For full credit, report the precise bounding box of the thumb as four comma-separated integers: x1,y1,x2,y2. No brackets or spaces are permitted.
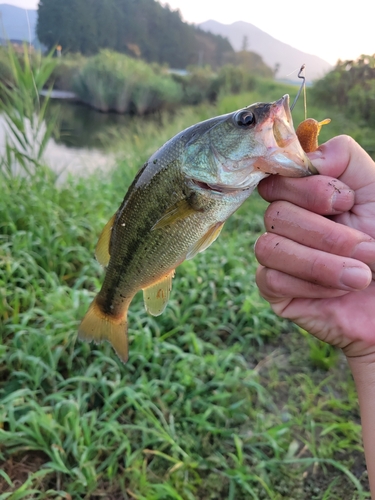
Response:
308,135,375,193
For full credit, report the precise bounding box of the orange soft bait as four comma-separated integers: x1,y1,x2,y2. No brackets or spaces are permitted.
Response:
296,118,331,153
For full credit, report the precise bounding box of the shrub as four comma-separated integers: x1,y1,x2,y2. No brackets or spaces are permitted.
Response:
73,50,182,114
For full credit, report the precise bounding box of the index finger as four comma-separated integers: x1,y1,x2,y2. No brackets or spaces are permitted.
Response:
258,174,354,216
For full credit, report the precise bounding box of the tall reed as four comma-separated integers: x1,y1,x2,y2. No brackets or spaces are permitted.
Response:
0,44,57,178
73,50,182,114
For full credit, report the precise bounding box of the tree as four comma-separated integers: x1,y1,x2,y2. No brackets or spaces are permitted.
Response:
37,0,234,67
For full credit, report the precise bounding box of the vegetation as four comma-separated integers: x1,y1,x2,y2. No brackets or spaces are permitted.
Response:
0,47,273,116
70,51,274,114
311,54,375,128
0,49,373,497
72,50,183,114
0,45,57,177
36,0,233,68
225,50,274,79
0,47,13,86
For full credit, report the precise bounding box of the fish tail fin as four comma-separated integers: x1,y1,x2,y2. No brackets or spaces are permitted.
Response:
78,297,129,363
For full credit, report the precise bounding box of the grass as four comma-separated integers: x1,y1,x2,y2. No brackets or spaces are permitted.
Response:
0,79,372,498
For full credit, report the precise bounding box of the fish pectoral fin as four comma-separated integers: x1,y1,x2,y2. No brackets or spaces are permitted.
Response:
152,199,197,230
78,297,129,363
142,270,175,316
95,213,117,267
186,222,224,260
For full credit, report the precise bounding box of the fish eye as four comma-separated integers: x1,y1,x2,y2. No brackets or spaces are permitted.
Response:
235,111,256,127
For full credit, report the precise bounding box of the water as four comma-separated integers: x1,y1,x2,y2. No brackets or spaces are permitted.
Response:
0,100,135,182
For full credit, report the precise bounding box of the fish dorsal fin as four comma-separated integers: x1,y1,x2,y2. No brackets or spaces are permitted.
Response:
186,222,224,260
152,199,197,230
142,270,175,316
95,213,117,267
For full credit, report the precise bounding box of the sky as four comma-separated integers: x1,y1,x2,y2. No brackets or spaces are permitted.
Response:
4,0,374,65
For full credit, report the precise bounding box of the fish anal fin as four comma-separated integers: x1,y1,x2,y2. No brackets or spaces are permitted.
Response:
152,199,197,230
186,222,224,260
78,297,129,362
95,213,117,267
143,270,175,316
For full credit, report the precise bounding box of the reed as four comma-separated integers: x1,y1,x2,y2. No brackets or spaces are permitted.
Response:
73,50,182,114
0,44,57,178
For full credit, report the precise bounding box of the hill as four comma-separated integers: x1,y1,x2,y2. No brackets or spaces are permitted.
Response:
0,3,38,44
200,20,332,81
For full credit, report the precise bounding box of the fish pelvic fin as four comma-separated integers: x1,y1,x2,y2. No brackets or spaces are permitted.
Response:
143,269,175,316
186,222,224,260
78,297,129,363
95,213,117,268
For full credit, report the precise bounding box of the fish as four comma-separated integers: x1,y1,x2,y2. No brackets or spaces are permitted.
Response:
78,94,316,362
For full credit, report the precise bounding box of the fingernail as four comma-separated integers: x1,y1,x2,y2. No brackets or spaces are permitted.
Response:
340,266,371,289
353,241,375,264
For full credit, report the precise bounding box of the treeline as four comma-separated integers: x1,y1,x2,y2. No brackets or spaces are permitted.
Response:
37,0,233,68
312,54,375,127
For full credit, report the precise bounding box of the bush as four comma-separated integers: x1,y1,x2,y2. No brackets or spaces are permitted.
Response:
73,50,182,114
311,54,375,127
46,54,85,91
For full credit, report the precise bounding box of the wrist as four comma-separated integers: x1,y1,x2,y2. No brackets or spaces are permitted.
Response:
347,352,375,381
346,353,375,497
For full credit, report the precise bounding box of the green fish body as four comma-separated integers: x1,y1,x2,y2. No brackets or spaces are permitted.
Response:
79,95,315,362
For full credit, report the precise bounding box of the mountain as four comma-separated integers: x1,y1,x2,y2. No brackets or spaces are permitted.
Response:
0,3,38,44
199,20,332,82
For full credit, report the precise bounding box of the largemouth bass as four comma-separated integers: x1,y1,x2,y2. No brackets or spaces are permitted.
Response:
79,94,315,362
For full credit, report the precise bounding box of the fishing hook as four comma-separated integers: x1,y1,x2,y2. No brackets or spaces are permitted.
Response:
290,64,307,118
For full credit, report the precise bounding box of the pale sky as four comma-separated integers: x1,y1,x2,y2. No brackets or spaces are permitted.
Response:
5,0,374,65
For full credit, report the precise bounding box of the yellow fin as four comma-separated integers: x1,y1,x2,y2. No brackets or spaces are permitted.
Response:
95,213,117,267
78,297,129,362
142,270,175,316
152,199,197,230
186,222,224,260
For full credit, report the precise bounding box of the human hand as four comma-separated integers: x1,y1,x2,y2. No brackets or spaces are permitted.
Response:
255,135,375,359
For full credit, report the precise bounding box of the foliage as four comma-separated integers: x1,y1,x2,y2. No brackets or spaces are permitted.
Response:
171,62,273,107
37,0,233,68
0,47,14,86
72,50,183,114
225,50,274,79
0,44,57,177
213,64,258,97
311,54,375,127
172,66,218,105
46,53,86,91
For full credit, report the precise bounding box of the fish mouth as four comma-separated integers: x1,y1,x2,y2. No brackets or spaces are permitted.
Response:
269,95,318,175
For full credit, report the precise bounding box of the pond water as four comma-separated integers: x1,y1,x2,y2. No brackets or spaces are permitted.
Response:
0,99,136,181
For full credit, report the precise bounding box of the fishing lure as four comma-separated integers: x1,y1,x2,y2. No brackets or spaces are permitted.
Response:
296,117,331,153
291,64,331,153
